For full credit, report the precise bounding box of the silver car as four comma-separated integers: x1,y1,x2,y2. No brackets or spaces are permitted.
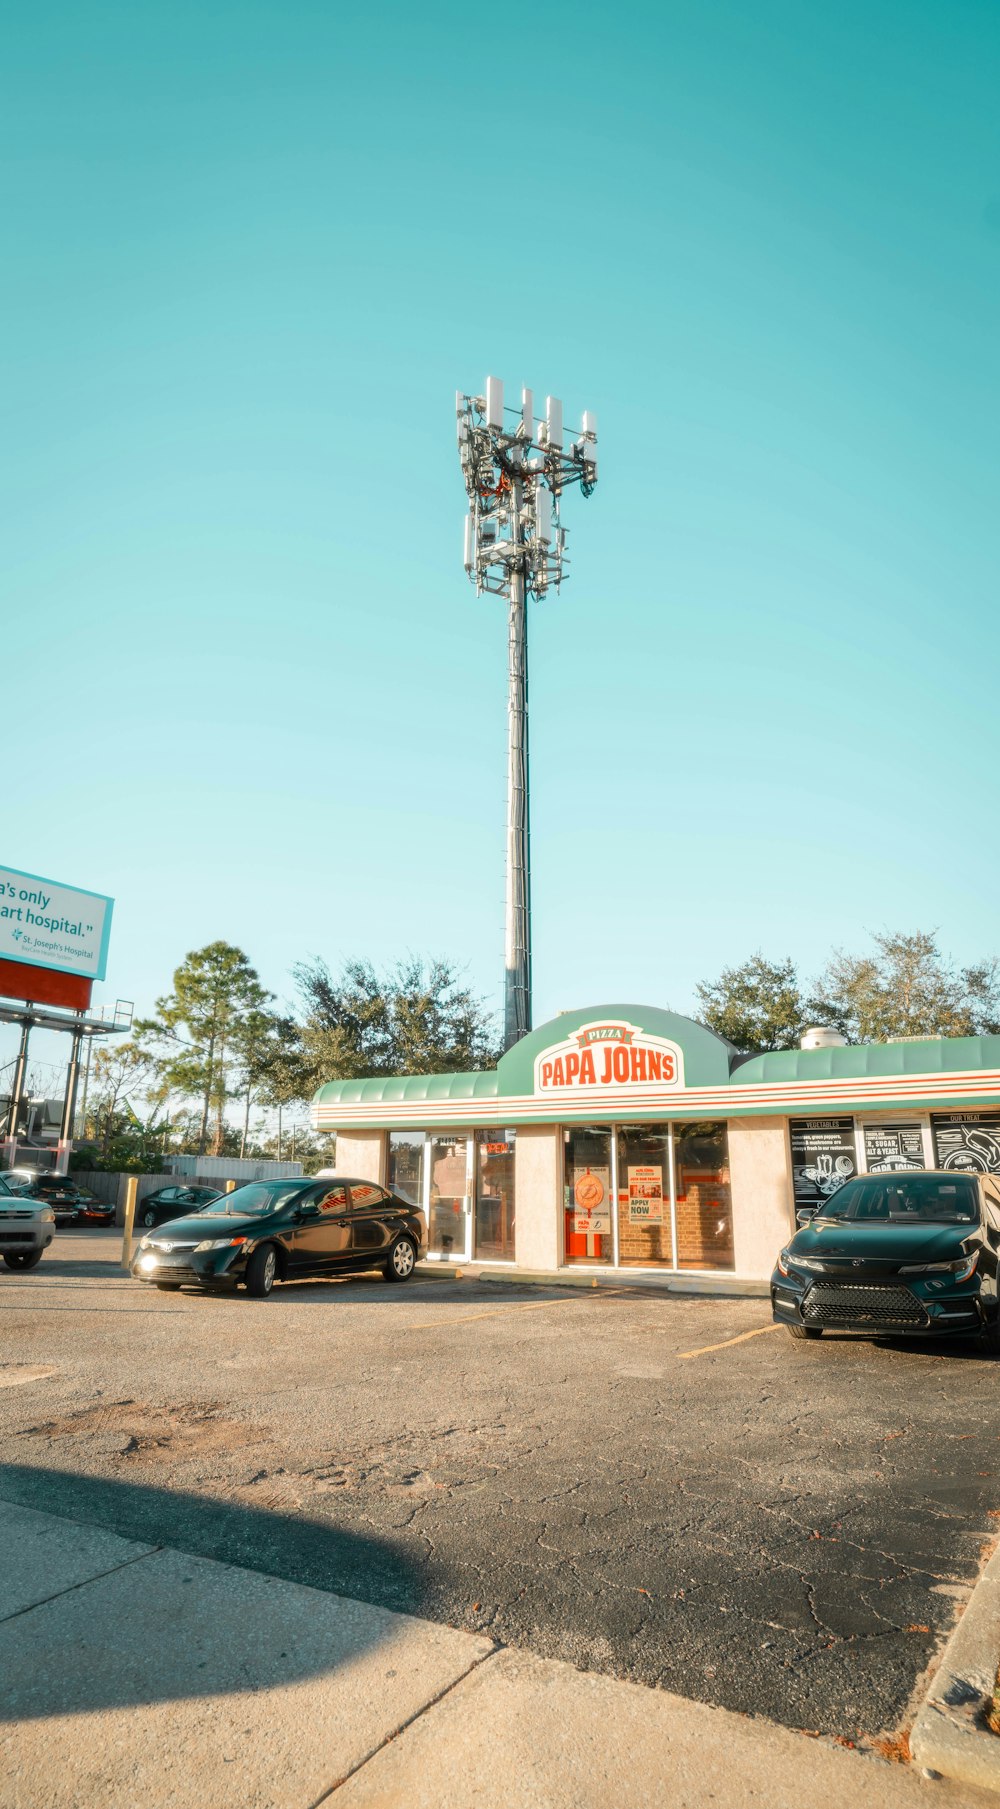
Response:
0,1178,54,1270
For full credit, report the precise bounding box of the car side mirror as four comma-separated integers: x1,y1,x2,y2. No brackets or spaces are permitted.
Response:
295,1202,320,1220
796,1211,812,1228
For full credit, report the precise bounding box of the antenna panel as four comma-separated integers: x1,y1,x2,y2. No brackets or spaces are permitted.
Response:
486,376,504,429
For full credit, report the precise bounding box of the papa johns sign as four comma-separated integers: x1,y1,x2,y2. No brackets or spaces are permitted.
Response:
534,1020,684,1097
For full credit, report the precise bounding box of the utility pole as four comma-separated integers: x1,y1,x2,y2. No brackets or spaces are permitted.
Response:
457,377,598,1050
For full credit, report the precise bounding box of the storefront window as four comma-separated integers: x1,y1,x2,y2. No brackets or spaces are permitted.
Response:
931,1112,1000,1174
387,1131,425,1207
615,1124,673,1267
564,1126,613,1264
789,1118,858,1212
673,1121,733,1270
475,1130,516,1260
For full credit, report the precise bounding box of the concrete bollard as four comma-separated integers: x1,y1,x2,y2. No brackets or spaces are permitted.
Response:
225,1179,236,1193
120,1175,138,1271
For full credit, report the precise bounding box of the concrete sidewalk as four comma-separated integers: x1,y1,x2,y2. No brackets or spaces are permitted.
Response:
0,1498,995,1809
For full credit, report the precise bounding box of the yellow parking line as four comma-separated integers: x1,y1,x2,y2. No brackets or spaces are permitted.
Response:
678,1324,782,1361
408,1297,578,1331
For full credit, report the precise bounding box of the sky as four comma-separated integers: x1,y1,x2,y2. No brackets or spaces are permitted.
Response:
3,0,999,1090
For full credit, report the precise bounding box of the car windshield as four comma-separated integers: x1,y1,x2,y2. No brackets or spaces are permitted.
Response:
194,1180,311,1217
815,1175,978,1224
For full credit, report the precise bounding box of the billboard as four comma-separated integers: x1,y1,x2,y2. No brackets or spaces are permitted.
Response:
0,864,113,982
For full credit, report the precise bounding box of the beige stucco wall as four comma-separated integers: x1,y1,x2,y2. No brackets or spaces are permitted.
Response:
333,1130,386,1186
729,1116,795,1278
514,1125,562,1270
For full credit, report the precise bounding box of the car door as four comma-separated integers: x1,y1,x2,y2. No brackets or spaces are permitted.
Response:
287,1183,353,1276
347,1183,399,1262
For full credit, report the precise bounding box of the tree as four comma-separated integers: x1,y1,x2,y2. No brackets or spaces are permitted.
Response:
136,943,272,1155
231,1008,307,1158
806,930,975,1044
694,954,804,1054
88,1043,157,1155
293,956,501,1092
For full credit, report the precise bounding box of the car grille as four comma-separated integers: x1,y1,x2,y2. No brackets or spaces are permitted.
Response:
803,1282,928,1327
0,1211,35,1221
0,1231,38,1243
150,1240,197,1253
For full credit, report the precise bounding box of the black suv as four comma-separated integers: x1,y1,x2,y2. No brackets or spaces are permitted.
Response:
131,1176,424,1297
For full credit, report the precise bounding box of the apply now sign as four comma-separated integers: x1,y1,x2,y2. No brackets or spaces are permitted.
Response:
0,864,114,981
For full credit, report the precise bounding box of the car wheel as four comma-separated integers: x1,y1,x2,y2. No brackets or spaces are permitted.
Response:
141,1208,157,1227
385,1236,417,1283
245,1244,278,1298
786,1324,823,1340
979,1314,1000,1356
3,1250,44,1270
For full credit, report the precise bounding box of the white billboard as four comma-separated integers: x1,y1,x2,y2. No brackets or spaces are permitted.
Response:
0,864,114,982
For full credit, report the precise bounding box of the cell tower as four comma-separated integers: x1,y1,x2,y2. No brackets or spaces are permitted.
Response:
457,376,599,1051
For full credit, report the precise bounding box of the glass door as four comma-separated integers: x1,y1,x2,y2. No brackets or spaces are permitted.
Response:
475,1130,515,1260
427,1133,472,1261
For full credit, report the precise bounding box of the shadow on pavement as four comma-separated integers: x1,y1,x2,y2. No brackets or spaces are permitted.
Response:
0,1461,431,1638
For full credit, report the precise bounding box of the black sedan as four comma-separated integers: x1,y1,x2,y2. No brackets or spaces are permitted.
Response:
772,1171,1000,1352
131,1176,424,1297
137,1184,223,1229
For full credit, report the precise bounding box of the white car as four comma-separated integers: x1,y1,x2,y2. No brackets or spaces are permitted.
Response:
0,1178,55,1270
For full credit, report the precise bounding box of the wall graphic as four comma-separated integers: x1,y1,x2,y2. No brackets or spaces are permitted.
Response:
572,1165,611,1234
863,1122,926,1173
932,1113,1000,1175
790,1118,857,1209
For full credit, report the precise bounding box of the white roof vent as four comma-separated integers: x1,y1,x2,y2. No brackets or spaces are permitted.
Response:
800,1026,848,1051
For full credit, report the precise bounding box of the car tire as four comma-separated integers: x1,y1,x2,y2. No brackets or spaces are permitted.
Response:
141,1208,157,1227
786,1324,823,1340
245,1244,278,1298
979,1314,1000,1356
3,1250,44,1270
384,1236,417,1283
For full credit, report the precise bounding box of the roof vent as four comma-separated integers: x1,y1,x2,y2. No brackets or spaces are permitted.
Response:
800,1026,848,1051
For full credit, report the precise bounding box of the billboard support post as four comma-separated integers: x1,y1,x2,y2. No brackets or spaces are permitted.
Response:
55,1019,85,1175
1,1019,32,1166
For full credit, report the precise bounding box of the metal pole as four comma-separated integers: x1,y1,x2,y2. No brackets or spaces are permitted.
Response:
2,1018,32,1162
56,1024,84,1175
504,475,531,1051
78,1034,93,1138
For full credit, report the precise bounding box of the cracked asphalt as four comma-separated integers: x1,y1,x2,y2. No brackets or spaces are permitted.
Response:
2,1229,998,1747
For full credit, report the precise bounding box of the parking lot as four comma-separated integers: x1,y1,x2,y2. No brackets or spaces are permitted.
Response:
2,1228,998,1750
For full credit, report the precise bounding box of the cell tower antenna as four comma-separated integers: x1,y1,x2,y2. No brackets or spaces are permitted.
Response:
456,377,599,1050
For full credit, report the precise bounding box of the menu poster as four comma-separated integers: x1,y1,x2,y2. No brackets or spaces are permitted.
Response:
572,1165,612,1234
931,1112,1000,1175
863,1122,926,1173
628,1164,664,1224
790,1118,857,1209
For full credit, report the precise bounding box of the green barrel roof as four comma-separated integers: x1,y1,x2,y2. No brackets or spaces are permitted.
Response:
732,1034,1000,1084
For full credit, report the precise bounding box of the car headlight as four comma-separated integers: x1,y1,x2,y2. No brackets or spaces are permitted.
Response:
39,1208,55,1223
139,1236,151,1249
899,1254,979,1279
193,1236,247,1253
777,1247,792,1276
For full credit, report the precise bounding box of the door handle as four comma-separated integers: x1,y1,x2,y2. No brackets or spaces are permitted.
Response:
334,1218,349,1226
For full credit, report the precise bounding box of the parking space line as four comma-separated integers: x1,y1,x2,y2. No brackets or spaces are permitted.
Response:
678,1324,782,1360
407,1297,580,1331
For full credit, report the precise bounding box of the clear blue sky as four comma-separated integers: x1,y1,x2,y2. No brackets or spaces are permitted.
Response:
3,0,998,1077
